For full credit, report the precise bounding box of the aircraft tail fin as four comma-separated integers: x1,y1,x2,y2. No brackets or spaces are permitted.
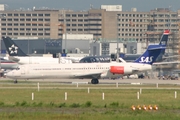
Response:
134,30,169,65
2,36,28,56
159,29,169,46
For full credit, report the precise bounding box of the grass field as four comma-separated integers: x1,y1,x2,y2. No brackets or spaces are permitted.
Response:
0,80,180,120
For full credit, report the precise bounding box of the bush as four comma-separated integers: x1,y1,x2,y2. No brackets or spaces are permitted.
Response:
69,103,80,108
84,101,92,107
49,101,55,107
58,103,66,108
15,102,20,106
0,102,4,106
37,102,43,107
109,102,119,107
20,101,28,106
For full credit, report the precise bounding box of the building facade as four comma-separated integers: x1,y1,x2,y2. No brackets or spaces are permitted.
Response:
0,6,180,56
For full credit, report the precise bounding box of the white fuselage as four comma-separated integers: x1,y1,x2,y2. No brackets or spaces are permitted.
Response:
6,62,152,79
9,56,73,64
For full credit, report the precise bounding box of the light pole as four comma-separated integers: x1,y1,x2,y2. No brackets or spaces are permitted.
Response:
0,13,6,74
116,15,119,62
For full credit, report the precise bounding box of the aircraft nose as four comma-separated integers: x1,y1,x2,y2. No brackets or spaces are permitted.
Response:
6,71,12,77
6,71,14,78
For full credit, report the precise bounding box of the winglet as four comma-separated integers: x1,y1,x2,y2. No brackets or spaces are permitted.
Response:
163,29,170,35
159,29,169,46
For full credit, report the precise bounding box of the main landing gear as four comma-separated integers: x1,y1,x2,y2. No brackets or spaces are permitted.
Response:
14,79,18,84
91,78,99,84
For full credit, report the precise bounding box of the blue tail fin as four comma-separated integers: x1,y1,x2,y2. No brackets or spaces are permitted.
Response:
134,30,169,65
2,36,28,56
159,30,169,46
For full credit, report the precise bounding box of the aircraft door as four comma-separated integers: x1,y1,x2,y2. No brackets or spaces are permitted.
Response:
20,66,25,75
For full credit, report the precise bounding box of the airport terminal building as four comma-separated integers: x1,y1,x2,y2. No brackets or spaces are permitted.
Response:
0,4,180,73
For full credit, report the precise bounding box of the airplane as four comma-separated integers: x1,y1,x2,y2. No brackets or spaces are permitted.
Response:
6,30,170,84
2,36,75,64
0,58,19,70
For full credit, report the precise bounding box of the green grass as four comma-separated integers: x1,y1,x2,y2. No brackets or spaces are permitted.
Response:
0,81,180,119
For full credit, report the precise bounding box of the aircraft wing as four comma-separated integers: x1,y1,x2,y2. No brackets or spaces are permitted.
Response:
153,61,180,65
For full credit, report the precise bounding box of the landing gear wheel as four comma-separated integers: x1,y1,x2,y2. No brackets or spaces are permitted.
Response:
91,78,99,84
14,79,18,84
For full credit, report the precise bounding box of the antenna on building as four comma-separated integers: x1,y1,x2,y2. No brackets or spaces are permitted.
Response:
90,4,93,9
33,6,35,11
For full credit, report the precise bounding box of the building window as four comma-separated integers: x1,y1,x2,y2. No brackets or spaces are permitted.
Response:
8,23,12,26
66,14,70,17
8,14,12,16
2,33,6,35
45,19,50,21
45,33,50,35
78,14,83,17
14,28,18,31
20,28,25,31
59,19,64,22
26,14,31,16
20,14,25,16
8,33,12,35
20,18,25,21
1,18,6,21
14,23,18,26
45,28,50,31
1,28,6,30
72,19,76,22
8,18,12,21
72,14,77,17
1,23,6,26
38,18,43,21
78,29,83,31
26,28,31,31
38,33,43,36
78,24,83,26
39,24,43,26
26,18,31,21
20,33,25,35
14,14,18,16
26,33,31,35
14,33,18,35
32,14,37,16
45,14,50,16
7,28,12,30
72,24,76,26
20,23,25,26
72,29,76,31
78,19,83,22
38,28,43,31
32,24,37,26
14,18,19,21
32,28,37,31
32,33,37,35
66,19,70,22
26,23,31,26
32,19,37,21
38,14,43,16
